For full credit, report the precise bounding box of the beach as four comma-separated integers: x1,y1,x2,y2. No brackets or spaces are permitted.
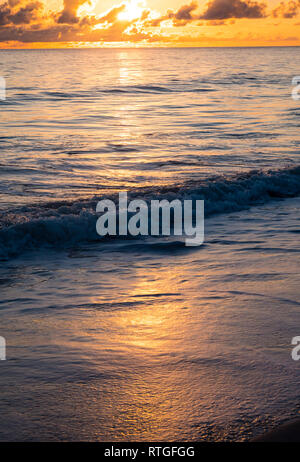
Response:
0,195,299,441
0,47,299,442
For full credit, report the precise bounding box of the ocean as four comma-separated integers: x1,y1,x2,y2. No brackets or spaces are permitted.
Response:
0,47,299,441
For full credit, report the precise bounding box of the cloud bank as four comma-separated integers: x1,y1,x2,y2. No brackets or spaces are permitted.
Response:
0,0,298,45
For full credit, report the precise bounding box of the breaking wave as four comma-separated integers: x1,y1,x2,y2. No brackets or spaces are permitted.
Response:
0,165,299,259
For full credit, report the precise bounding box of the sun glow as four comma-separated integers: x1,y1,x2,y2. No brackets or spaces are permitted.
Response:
78,0,97,17
118,0,145,21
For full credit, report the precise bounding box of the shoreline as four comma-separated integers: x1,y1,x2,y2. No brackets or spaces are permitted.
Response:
253,419,300,442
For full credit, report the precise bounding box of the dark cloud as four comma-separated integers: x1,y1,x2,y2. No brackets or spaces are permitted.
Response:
171,1,199,25
148,0,266,27
0,0,43,26
174,2,198,20
147,2,199,26
11,2,43,24
199,0,267,20
0,20,161,43
57,0,87,24
272,1,300,18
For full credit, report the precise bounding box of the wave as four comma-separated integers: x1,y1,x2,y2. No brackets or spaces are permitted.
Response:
0,165,299,260
8,84,216,104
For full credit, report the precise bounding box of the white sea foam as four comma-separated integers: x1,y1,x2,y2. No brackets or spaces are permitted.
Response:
0,166,299,259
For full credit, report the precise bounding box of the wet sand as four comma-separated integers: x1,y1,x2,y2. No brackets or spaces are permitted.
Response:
253,419,300,442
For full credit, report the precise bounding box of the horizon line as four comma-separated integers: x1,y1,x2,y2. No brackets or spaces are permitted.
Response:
1,45,300,50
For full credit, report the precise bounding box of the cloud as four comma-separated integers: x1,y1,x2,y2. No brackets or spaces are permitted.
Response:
99,5,126,23
148,0,266,27
272,1,300,18
199,0,267,20
0,0,298,46
0,0,44,26
173,2,198,20
57,0,89,24
0,1,160,43
147,2,199,26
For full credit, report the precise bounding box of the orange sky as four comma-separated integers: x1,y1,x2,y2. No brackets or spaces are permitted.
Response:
0,0,299,47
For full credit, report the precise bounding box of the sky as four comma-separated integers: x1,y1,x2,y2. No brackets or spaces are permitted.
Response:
0,0,299,47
